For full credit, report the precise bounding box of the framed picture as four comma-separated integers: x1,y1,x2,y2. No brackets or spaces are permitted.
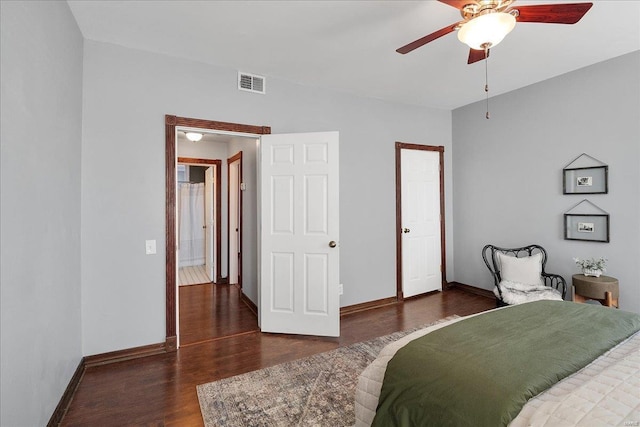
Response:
563,165,608,194
564,214,609,242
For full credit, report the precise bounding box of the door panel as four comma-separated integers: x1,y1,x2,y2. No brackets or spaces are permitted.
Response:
260,132,339,337
271,176,294,234
401,148,442,298
304,253,328,313
271,252,294,311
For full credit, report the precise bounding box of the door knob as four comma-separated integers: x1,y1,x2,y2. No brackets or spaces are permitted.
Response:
329,241,337,248
403,228,410,233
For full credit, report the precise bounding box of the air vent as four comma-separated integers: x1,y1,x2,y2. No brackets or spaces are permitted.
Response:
238,72,266,94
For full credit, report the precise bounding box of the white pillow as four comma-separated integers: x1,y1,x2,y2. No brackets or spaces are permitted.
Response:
497,252,543,286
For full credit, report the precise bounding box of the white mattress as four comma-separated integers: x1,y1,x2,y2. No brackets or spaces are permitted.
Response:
354,310,640,426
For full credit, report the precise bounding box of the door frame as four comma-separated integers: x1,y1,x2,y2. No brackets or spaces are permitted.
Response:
177,157,222,283
395,142,447,301
227,151,243,288
164,115,270,351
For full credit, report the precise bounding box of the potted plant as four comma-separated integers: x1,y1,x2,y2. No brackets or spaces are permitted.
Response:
573,257,607,277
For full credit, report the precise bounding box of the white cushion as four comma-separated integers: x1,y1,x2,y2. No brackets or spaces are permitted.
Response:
497,252,543,286
494,281,563,305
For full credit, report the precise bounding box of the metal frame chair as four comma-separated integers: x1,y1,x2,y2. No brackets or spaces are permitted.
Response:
482,244,567,307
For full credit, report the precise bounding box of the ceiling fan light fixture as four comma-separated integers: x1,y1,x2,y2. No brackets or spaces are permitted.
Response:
185,132,203,142
457,12,516,50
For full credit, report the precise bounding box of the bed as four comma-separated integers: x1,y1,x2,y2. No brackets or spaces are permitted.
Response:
355,300,640,426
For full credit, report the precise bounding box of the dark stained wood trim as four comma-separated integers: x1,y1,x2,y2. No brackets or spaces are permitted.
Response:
177,157,218,165
84,342,167,368
168,115,271,135
227,151,243,289
165,336,177,352
177,157,223,283
165,119,177,343
238,286,258,316
47,357,86,427
448,281,495,299
165,115,271,349
395,143,447,301
340,297,398,316
395,145,403,301
438,146,449,290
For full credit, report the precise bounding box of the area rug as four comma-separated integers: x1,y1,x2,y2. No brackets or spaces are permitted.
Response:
197,316,458,427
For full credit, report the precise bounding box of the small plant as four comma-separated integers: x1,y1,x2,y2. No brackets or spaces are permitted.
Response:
573,257,607,272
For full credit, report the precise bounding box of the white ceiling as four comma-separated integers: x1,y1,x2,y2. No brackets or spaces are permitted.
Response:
67,0,640,110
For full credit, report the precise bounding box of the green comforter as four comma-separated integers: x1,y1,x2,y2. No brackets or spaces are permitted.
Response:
372,300,640,427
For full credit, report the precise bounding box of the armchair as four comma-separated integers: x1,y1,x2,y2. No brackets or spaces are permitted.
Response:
482,244,567,307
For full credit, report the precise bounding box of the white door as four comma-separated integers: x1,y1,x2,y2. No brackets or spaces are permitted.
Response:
259,131,340,337
204,166,215,282
401,148,442,298
228,158,240,285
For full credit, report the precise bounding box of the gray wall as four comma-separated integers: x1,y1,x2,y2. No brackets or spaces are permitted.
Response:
80,40,452,355
0,1,84,425
227,137,259,302
452,51,640,313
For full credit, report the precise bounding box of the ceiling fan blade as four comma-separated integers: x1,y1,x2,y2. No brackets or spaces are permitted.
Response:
396,23,459,54
514,3,593,24
467,48,489,64
438,0,477,9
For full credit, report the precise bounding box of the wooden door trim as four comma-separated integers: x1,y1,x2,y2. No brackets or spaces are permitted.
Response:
395,142,447,302
227,151,243,289
165,115,270,351
177,157,222,283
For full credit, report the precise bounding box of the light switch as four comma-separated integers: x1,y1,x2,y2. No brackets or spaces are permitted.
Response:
145,240,156,255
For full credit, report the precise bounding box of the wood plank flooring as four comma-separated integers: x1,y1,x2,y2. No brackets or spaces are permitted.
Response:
179,283,258,346
60,287,494,426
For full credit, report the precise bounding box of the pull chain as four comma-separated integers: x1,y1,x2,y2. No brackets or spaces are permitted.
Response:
484,45,490,120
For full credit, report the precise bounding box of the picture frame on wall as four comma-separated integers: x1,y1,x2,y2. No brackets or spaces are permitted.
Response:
564,213,609,242
563,165,608,194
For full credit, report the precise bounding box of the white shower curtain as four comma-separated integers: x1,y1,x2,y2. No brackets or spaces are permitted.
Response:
178,183,205,268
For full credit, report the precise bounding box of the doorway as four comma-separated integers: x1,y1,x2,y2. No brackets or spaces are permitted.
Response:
164,115,271,350
176,158,221,286
395,142,446,300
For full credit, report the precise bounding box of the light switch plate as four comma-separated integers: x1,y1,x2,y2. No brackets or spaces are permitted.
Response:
145,240,156,255
338,283,343,295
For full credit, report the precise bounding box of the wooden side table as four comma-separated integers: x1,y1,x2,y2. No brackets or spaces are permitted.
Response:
572,274,619,308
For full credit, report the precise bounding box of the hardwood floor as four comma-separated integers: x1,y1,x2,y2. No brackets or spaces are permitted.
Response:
179,283,258,346
60,287,493,426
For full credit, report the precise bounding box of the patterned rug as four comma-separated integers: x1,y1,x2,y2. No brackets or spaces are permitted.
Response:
197,316,458,426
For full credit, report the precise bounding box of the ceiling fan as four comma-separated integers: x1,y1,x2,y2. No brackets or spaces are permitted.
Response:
397,1,593,64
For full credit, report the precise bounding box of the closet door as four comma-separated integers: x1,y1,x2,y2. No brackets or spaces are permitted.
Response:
400,147,443,298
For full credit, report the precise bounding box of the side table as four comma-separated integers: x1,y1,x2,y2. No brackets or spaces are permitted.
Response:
572,274,619,308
